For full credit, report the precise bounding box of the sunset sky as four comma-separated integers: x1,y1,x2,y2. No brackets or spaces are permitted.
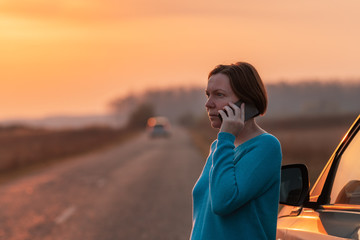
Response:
1,0,360,120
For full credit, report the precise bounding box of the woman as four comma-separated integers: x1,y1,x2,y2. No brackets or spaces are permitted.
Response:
190,62,282,240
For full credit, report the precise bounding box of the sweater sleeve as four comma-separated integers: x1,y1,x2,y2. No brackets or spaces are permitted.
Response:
209,132,282,216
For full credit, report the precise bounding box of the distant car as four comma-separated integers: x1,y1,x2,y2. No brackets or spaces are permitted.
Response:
147,117,171,138
277,115,360,239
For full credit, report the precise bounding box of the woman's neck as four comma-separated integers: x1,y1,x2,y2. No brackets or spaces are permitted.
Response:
234,119,266,147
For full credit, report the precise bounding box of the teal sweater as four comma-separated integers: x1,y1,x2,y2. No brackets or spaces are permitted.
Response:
191,132,282,240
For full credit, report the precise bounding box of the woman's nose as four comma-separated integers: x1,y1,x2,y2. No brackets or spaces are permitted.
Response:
205,97,215,108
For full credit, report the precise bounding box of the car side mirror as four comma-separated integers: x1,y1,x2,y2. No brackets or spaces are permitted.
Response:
280,164,310,206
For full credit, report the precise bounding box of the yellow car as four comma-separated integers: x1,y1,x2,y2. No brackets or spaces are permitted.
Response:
278,115,360,239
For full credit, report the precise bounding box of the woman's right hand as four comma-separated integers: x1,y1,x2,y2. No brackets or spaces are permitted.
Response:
218,102,245,136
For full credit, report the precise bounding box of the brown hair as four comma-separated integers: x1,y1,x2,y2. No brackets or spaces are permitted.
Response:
208,62,268,115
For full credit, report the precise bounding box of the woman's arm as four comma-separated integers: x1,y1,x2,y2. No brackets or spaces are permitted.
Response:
209,132,282,216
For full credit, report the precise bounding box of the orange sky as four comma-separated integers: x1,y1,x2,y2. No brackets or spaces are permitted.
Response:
1,0,360,120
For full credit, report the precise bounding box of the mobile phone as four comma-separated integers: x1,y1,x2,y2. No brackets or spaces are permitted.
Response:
218,100,260,122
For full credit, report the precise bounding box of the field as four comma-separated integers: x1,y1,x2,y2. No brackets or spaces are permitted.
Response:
0,125,137,181
188,113,358,187
0,113,357,188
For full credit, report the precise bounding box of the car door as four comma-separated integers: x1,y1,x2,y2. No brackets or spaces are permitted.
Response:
277,116,360,239
319,119,360,239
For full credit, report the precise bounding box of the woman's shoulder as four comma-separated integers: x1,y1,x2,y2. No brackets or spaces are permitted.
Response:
258,133,281,148
242,133,281,151
245,132,279,144
260,132,280,143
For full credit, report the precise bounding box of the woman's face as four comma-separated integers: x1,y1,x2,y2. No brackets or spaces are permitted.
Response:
205,73,239,129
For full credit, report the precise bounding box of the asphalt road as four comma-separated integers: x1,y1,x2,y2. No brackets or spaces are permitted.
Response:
0,127,204,240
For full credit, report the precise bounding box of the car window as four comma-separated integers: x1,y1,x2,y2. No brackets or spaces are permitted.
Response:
330,129,360,205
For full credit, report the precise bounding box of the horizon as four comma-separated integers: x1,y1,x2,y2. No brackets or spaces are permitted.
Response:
1,80,359,127
1,79,360,122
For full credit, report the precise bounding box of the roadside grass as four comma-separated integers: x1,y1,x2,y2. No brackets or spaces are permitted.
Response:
187,113,358,187
0,125,140,183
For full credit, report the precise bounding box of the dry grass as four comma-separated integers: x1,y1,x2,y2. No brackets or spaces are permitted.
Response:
188,114,358,187
269,126,347,185
0,125,138,179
